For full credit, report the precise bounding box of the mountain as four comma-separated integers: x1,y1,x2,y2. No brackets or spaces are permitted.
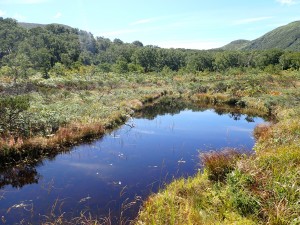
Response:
18,22,47,29
18,22,72,30
221,39,250,50
221,21,300,51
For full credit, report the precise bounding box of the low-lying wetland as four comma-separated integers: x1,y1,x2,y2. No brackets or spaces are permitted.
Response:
0,99,266,224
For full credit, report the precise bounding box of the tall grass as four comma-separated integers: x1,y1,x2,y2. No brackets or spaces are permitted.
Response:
200,149,242,182
135,70,300,224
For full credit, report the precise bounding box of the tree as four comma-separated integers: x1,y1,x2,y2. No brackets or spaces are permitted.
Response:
279,52,300,70
96,37,111,51
32,48,52,78
113,58,129,73
253,49,283,69
0,18,26,58
113,38,124,45
0,95,30,138
186,52,213,72
132,40,144,47
156,49,186,71
214,51,243,71
3,53,31,83
132,46,158,72
79,50,93,65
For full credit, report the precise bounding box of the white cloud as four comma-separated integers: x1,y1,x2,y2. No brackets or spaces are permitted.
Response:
234,16,273,25
276,0,297,5
0,9,6,17
13,13,26,21
54,12,62,19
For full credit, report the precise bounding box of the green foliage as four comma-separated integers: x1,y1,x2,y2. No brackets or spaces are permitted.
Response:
97,63,111,72
0,95,30,137
214,51,244,71
3,53,32,82
1,17,300,81
112,59,129,73
50,62,66,76
132,46,158,72
279,52,300,70
186,51,213,72
132,40,144,47
253,49,283,69
0,18,25,57
227,171,261,216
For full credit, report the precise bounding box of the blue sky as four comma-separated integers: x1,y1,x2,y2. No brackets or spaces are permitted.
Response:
0,0,300,49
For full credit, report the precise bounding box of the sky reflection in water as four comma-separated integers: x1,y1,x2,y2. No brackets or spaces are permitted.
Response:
0,107,264,223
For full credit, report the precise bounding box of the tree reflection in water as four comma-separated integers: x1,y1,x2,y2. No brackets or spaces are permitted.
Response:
0,97,265,189
0,163,41,189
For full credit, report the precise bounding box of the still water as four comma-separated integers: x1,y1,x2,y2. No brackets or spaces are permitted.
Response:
0,101,264,224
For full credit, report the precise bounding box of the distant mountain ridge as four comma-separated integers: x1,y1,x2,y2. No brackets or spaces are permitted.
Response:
221,21,300,51
221,39,251,50
18,20,300,51
18,22,47,29
18,22,72,30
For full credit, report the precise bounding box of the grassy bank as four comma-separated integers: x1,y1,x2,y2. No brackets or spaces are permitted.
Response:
135,71,300,224
0,69,172,165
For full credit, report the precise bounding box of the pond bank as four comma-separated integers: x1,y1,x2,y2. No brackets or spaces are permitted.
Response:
0,91,168,166
135,98,300,225
0,95,265,225
0,92,271,167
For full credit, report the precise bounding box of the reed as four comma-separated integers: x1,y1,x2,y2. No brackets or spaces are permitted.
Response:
200,149,242,182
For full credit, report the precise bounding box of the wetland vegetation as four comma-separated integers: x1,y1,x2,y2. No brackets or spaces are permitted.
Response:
0,17,300,224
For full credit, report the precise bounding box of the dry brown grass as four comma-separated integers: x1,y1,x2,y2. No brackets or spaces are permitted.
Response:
253,123,271,141
200,149,242,182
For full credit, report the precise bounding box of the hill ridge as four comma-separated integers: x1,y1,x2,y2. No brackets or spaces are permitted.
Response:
221,20,300,51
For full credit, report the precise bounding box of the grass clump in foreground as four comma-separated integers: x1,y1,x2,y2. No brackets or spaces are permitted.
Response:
200,149,242,182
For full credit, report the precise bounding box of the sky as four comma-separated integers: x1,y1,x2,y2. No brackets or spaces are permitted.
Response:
0,0,300,49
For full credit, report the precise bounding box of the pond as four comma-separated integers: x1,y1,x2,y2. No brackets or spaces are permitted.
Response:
0,99,265,224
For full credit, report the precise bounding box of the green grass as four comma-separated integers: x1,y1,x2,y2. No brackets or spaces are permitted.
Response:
135,69,300,225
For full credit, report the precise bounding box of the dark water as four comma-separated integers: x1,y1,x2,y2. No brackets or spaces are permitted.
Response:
0,102,264,224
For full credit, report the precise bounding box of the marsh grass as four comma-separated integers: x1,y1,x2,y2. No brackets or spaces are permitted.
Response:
200,149,243,182
136,72,300,224
253,123,271,141
11,195,143,225
1,68,300,224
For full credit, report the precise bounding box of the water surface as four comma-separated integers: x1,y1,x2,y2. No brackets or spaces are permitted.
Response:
0,102,264,223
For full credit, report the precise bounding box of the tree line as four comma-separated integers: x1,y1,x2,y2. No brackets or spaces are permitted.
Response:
1,17,300,82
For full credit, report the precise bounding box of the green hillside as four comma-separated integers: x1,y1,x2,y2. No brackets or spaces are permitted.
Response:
18,22,47,29
222,21,300,51
245,21,300,51
221,39,250,50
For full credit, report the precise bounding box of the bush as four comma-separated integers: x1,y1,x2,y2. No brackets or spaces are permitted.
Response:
0,95,30,137
200,149,241,182
253,123,271,140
